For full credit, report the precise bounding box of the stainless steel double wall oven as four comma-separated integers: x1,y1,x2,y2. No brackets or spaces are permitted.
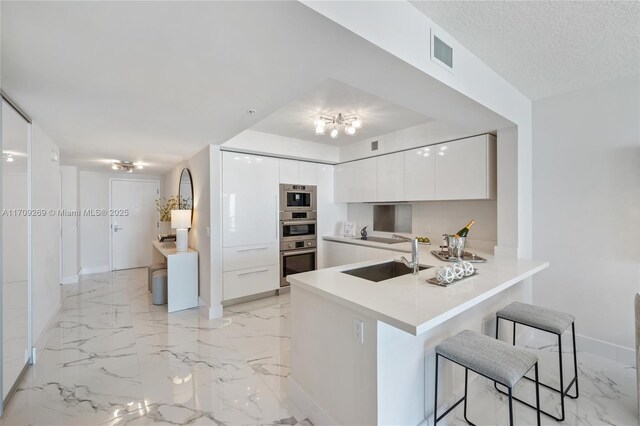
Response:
279,184,317,287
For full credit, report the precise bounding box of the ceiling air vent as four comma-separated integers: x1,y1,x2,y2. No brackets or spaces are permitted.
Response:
431,29,454,72
371,140,379,151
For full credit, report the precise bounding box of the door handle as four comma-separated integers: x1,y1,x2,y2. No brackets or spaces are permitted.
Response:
113,225,123,232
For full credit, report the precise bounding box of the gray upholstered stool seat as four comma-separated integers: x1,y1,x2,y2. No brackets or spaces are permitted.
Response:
436,330,538,387
148,263,166,292
434,329,541,425
151,269,168,305
497,302,574,334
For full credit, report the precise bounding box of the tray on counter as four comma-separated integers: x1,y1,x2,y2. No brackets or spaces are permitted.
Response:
431,250,487,263
426,271,479,287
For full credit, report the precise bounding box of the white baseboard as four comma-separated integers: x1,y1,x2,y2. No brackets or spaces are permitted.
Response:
61,274,78,284
287,376,338,426
198,297,224,320
80,265,110,275
532,331,635,367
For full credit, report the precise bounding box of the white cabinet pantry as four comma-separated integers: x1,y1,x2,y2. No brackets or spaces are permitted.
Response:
222,152,280,301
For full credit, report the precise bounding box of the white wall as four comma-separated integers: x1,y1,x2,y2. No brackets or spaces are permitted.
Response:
222,129,340,163
163,146,216,317
60,166,79,283
347,199,497,251
31,123,61,346
79,171,161,274
532,75,640,364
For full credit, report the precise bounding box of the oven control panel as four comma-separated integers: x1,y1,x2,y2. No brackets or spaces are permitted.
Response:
280,240,317,251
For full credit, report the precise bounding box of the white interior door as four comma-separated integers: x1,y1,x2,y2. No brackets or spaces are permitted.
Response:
111,180,159,270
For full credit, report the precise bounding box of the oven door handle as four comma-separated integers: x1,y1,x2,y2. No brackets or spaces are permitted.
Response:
281,249,317,257
281,220,316,226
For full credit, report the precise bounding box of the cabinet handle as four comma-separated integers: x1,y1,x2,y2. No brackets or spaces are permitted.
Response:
237,268,269,276
237,247,268,252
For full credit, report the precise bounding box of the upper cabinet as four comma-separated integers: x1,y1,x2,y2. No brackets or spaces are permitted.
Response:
222,153,280,248
334,157,377,203
434,134,496,200
334,134,496,203
404,147,436,201
279,159,317,185
377,151,405,202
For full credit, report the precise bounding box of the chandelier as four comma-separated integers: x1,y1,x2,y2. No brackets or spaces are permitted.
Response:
313,113,362,139
111,161,143,173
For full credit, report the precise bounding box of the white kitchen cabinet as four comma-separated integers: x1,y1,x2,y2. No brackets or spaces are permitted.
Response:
377,152,405,202
222,152,279,248
223,243,279,272
279,159,299,184
299,162,318,185
404,147,436,201
279,159,317,185
434,134,496,200
223,264,279,301
334,157,377,203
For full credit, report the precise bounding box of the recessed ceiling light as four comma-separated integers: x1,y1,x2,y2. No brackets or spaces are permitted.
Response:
246,109,257,115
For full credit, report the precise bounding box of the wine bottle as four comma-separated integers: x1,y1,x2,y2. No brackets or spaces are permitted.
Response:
455,220,475,238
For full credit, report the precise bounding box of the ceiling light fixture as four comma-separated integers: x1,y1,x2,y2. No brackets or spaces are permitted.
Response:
313,113,362,139
111,161,138,173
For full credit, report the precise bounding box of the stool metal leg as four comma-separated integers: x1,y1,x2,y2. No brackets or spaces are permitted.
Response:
569,322,580,398
558,332,566,421
463,368,473,425
507,387,514,426
433,354,438,425
534,363,541,426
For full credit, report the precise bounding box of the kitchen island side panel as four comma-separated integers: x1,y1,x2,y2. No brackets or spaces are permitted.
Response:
290,285,379,425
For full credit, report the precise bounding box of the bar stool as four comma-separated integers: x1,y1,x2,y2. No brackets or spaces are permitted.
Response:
434,330,541,426
148,263,166,292
495,302,579,421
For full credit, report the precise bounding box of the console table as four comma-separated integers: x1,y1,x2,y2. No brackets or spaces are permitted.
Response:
151,240,198,313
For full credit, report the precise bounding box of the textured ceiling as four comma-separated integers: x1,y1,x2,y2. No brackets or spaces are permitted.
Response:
411,1,640,100
251,79,432,146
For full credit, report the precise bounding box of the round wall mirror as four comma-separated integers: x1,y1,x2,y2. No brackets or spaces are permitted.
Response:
178,168,194,226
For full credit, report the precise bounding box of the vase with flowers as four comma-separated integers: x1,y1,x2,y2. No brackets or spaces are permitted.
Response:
156,195,191,235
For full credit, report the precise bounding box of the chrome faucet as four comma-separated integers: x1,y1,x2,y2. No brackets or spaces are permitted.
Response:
392,234,420,275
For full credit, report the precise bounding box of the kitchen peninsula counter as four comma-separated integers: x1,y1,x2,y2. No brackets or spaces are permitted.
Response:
288,251,549,425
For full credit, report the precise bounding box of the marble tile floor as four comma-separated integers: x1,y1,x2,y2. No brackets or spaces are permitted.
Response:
0,268,637,425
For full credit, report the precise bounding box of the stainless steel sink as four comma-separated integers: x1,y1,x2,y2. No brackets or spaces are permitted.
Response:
342,261,431,282
357,236,405,244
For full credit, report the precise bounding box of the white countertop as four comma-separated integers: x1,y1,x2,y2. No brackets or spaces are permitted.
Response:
152,240,197,257
289,243,549,335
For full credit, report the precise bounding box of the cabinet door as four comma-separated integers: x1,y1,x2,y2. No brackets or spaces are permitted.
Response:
334,163,349,202
434,135,489,200
347,157,377,202
377,152,405,202
223,153,279,247
279,159,299,184
404,147,436,200
223,264,279,301
299,162,318,185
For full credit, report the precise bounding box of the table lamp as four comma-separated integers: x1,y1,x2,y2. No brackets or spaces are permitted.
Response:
171,209,191,252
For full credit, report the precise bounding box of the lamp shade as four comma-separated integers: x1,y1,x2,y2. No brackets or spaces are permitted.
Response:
171,209,191,229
